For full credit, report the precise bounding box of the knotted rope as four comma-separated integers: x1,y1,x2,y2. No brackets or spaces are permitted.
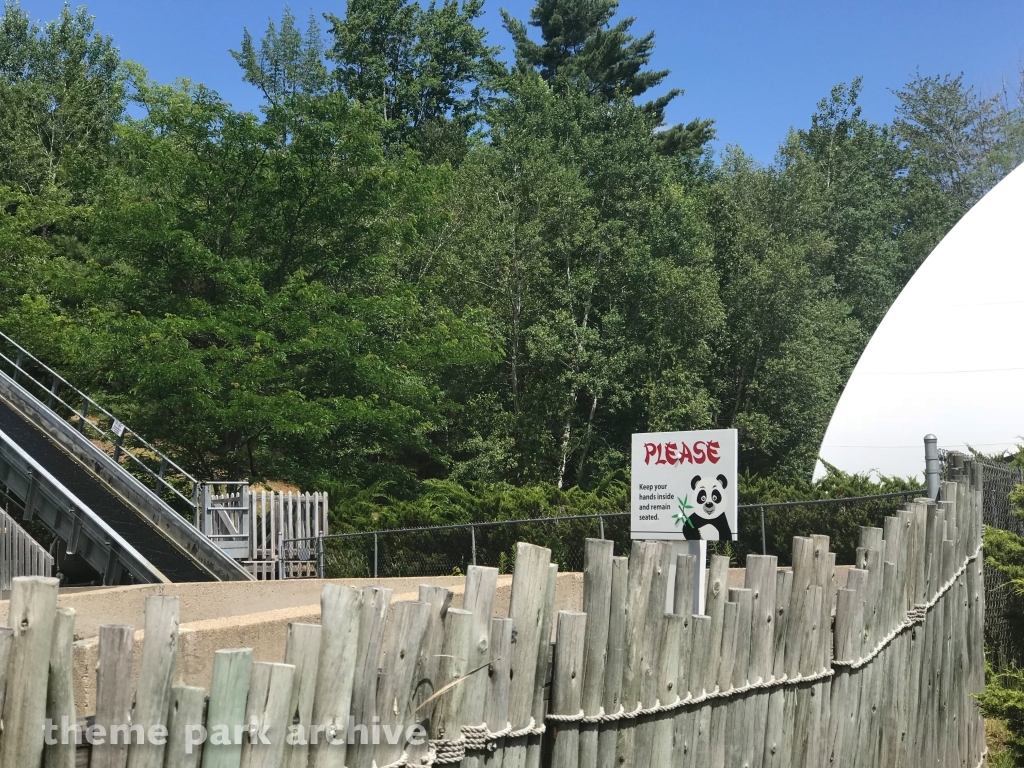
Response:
832,541,982,670
430,737,466,765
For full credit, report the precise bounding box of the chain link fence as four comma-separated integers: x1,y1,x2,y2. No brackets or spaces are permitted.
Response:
975,459,1024,670
283,513,631,578
980,460,1024,537
281,490,929,579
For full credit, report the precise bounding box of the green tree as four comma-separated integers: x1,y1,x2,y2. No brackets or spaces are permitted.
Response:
705,148,862,479
501,0,668,103
232,7,330,108
700,80,962,479
11,71,495,491
893,72,1010,212
4,2,1015,507
781,79,954,331
0,1,125,194
325,0,500,161
996,69,1024,173
426,76,721,487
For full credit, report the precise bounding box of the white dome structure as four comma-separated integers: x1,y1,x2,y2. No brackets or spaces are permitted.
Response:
816,162,1024,481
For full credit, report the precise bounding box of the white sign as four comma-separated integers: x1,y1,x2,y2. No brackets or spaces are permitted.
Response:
631,429,738,541
110,419,126,438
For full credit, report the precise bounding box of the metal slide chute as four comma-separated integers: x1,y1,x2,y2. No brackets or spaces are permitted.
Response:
0,426,169,584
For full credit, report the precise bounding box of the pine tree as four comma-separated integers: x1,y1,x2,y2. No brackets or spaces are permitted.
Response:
500,0,713,157
231,7,330,108
502,0,669,102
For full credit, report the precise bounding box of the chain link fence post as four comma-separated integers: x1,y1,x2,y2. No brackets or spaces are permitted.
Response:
317,533,325,578
599,515,605,540
373,532,378,578
760,506,766,555
471,524,477,566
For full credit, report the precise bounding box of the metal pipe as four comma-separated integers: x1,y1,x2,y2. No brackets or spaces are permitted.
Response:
278,532,284,580
471,524,477,566
760,506,767,555
599,515,605,540
924,434,941,500
373,533,379,579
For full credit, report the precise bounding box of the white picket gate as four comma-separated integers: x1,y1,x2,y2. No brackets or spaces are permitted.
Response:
206,487,328,579
0,506,53,592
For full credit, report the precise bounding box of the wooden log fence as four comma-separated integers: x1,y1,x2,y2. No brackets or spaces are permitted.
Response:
0,454,987,767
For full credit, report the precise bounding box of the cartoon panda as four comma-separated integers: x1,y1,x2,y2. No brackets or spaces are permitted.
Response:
683,474,733,541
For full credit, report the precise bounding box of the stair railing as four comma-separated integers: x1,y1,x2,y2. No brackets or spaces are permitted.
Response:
0,330,200,518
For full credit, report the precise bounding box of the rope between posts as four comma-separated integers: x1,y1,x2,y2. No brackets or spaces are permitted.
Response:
336,722,988,768
461,723,489,752
543,666,835,726
427,719,540,756
507,716,546,739
833,540,982,670
369,734,479,768
430,737,466,764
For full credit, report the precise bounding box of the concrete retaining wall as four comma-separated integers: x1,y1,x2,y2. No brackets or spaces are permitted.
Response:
0,574,584,712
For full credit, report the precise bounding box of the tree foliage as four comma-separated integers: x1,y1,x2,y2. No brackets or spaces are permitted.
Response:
326,0,500,160
0,1,1020,530
893,72,1012,211
502,0,668,102
232,8,330,107
0,1,125,194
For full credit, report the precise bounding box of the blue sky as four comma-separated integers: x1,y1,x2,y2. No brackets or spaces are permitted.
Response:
19,0,1024,163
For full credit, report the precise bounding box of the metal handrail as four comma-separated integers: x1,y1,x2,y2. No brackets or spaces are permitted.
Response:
0,330,198,510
